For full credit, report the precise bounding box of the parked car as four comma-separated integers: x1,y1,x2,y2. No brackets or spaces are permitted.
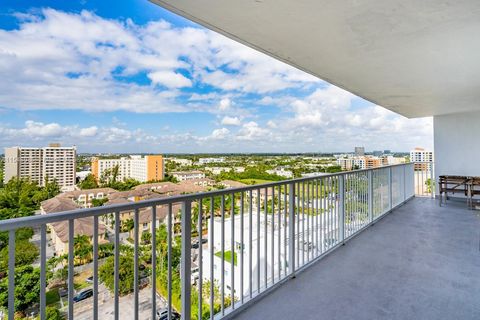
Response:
191,238,208,248
86,276,94,284
73,289,93,303
156,308,180,320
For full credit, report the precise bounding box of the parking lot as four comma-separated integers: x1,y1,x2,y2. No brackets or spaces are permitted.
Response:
74,284,166,320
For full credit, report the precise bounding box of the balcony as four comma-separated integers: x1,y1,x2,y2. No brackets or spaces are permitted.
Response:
233,197,480,320
3,162,475,320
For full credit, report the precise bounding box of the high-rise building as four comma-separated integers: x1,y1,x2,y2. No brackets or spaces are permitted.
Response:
4,144,76,190
91,155,164,182
410,147,433,171
354,147,365,156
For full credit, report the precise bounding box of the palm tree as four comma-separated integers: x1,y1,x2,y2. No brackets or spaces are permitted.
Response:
73,234,92,265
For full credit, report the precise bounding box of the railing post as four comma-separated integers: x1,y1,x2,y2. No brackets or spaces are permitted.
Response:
388,167,393,211
338,175,345,243
430,161,435,199
288,182,296,277
403,165,406,202
368,170,373,223
181,200,192,320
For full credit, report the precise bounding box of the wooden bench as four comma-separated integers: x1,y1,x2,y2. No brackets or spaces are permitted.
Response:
439,175,469,206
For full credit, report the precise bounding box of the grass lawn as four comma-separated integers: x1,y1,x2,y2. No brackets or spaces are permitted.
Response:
74,269,92,290
215,250,237,266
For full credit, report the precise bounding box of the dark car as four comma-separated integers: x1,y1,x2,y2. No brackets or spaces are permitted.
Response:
156,308,180,320
73,289,93,303
192,238,208,248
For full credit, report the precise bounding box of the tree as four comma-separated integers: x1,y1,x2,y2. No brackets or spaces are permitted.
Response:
141,231,152,245
99,255,135,295
0,265,40,313
73,235,92,265
78,174,98,190
45,306,63,320
91,198,108,207
0,240,39,274
122,219,134,233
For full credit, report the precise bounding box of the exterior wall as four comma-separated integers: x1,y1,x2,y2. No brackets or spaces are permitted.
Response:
3,147,19,184
92,155,164,182
3,146,76,189
434,111,480,193
91,158,99,180
146,155,165,181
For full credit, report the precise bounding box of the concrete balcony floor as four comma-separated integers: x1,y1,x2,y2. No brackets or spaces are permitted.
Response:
233,198,480,320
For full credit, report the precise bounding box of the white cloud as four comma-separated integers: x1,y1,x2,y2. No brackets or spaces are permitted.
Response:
236,121,271,141
79,126,98,137
148,71,192,88
219,98,232,111
0,9,321,114
221,116,241,126
210,128,230,140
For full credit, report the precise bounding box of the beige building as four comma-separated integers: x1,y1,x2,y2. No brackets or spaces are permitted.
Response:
4,144,76,190
40,196,106,255
91,154,164,182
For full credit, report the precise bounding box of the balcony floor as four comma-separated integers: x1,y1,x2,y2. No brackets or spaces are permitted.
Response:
233,198,480,320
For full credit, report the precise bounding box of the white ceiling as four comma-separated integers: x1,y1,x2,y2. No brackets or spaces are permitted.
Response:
150,0,480,118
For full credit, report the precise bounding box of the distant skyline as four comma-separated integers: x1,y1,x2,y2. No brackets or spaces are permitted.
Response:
0,0,433,153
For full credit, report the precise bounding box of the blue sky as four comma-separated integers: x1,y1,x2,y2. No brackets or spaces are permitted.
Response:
0,0,433,153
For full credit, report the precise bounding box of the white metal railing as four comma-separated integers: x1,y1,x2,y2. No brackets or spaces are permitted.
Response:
412,161,435,198
0,163,415,320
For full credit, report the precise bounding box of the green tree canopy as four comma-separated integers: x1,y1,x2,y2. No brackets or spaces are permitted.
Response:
78,174,98,190
0,265,40,313
99,254,135,296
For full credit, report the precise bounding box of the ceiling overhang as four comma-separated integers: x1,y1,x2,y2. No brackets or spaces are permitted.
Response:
150,0,480,118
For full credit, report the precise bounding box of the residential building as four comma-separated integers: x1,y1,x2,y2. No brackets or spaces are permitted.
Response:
171,170,205,181
410,147,434,171
205,167,232,175
40,196,106,255
198,157,226,164
166,158,193,166
266,168,294,178
4,144,76,191
91,154,164,182
337,156,385,170
354,147,365,156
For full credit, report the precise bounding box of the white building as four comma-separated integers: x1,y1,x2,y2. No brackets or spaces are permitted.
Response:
167,158,193,166
4,144,76,190
92,155,164,182
410,148,433,163
198,157,226,164
203,209,339,298
205,167,232,175
266,168,294,178
171,171,206,181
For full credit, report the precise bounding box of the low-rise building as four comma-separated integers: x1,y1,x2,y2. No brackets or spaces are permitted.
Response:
266,168,294,178
171,171,206,181
40,197,106,255
198,157,226,164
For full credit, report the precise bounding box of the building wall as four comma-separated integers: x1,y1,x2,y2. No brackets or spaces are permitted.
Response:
3,146,76,189
3,147,19,184
146,155,164,181
434,111,480,193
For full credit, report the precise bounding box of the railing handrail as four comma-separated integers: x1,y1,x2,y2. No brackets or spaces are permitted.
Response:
0,163,414,232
